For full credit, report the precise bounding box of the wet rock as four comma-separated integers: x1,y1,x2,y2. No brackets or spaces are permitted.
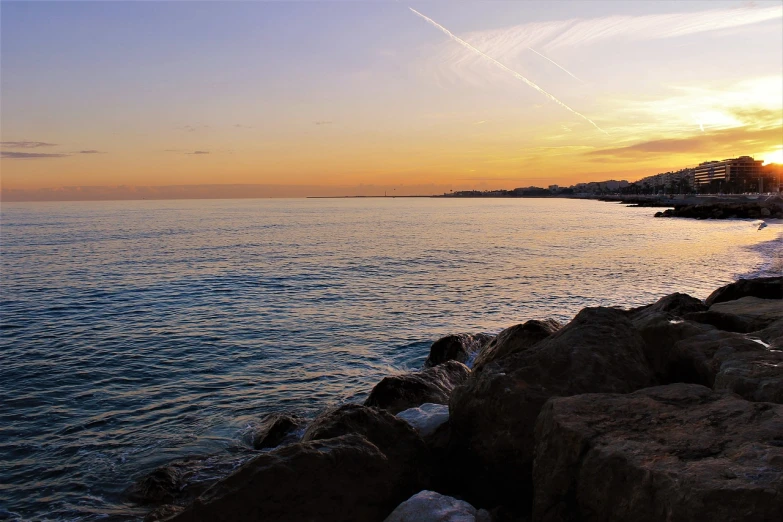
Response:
248,413,302,450
365,361,471,414
533,383,783,522
449,307,654,510
384,490,491,522
166,434,417,522
396,403,449,437
705,276,782,306
128,453,251,506
144,504,184,522
425,333,494,368
472,319,560,371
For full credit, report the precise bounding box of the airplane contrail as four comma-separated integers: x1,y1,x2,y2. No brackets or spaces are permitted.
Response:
527,47,584,83
409,7,608,135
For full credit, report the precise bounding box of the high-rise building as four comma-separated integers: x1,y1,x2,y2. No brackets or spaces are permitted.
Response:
693,156,762,192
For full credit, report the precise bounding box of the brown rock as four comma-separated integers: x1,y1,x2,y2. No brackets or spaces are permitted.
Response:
629,292,707,319
705,276,782,306
472,319,561,371
165,434,415,522
631,311,714,379
424,333,494,368
128,453,252,506
302,403,429,478
365,361,470,414
752,318,783,348
533,384,783,522
713,349,783,403
449,307,654,510
667,330,767,386
668,329,783,403
249,413,302,450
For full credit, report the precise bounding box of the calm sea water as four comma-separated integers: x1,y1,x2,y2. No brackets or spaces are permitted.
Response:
1,198,780,520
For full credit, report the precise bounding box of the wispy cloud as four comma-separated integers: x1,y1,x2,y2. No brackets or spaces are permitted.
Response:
77,150,104,154
1,151,69,159
410,7,608,135
314,121,333,125
585,125,783,160
187,150,210,155
234,124,254,129
1,141,57,148
431,5,781,79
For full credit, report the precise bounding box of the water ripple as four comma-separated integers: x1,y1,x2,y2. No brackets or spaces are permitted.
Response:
0,198,779,520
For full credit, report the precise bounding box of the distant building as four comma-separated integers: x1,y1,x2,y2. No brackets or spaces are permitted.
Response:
694,156,762,191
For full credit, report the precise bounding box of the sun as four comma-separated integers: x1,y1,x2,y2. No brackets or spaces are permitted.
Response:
762,148,783,165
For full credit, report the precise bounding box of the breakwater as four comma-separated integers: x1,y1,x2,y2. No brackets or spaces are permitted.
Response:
130,277,783,522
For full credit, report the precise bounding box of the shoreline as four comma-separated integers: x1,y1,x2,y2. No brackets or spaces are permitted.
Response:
124,276,783,522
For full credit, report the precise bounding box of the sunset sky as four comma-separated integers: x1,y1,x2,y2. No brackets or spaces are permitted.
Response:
1,0,782,199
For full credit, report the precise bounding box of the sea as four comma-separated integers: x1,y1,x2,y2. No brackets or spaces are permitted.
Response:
1,197,780,520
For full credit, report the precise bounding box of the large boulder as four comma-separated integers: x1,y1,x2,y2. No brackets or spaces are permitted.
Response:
165,435,416,522
424,333,494,368
629,292,707,319
667,330,768,386
449,307,654,510
396,403,449,437
384,490,491,522
705,276,782,306
472,319,561,371
630,312,714,379
365,361,471,414
668,329,783,403
708,297,783,331
248,413,303,450
713,349,783,403
533,384,783,522
302,404,428,468
752,318,783,348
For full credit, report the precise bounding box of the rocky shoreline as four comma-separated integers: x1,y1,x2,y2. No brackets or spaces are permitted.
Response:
129,277,783,522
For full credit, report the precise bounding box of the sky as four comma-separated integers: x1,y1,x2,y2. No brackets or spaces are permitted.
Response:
1,0,782,200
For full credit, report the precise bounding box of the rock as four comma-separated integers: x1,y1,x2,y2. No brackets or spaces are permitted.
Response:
472,319,560,371
249,413,302,450
667,330,768,386
752,318,783,348
144,505,184,522
627,293,712,380
302,403,432,491
685,310,759,333
128,463,185,505
365,361,471,414
396,403,449,437
425,333,494,368
384,490,491,522
533,383,783,522
449,307,654,510
705,276,782,306
761,207,772,216
128,453,252,506
667,329,783,403
629,292,707,319
709,297,783,331
166,434,417,522
713,349,783,403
